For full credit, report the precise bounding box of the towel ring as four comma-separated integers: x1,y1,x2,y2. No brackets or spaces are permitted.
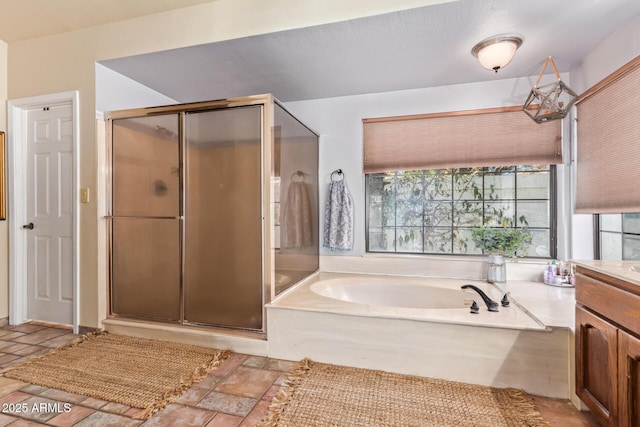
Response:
331,169,344,181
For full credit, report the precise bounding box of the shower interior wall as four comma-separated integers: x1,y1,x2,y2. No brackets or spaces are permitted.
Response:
106,94,319,335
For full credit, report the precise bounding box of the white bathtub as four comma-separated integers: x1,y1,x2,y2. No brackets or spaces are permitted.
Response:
310,276,472,309
274,272,543,330
267,272,570,398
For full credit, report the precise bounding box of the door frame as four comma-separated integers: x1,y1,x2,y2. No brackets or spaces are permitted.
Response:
7,91,80,334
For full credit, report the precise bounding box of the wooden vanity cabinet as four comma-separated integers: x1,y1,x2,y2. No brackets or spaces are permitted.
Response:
575,266,640,427
575,305,618,425
618,330,640,427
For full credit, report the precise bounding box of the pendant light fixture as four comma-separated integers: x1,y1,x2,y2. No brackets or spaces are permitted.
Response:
471,34,523,72
523,56,578,123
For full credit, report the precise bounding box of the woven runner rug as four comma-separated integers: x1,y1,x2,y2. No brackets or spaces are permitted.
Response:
259,359,551,427
1,331,230,419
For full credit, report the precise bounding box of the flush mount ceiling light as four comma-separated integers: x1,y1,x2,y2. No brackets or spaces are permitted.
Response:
471,34,523,72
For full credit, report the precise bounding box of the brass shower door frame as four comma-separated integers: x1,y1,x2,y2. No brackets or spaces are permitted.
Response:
105,94,277,336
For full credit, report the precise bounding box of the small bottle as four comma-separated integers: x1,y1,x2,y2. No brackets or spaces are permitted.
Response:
546,265,555,284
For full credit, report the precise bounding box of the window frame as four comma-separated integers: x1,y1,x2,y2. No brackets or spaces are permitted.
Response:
365,165,558,259
595,213,640,260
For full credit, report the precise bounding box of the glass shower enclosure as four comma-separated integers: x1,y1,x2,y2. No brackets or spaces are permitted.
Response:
106,95,319,334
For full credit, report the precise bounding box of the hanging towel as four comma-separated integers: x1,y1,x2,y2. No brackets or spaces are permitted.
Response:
323,180,354,251
282,181,313,248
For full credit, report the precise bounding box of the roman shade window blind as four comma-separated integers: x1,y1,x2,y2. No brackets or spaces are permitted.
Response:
575,55,640,213
362,106,562,174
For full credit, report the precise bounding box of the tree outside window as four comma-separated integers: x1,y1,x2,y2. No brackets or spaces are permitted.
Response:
366,165,553,257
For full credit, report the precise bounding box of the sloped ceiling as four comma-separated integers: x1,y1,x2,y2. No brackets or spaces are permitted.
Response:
100,0,640,102
2,0,639,102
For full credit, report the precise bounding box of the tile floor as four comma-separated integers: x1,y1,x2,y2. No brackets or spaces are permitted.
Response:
0,323,599,426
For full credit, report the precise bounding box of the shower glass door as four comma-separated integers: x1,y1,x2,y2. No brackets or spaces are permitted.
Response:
110,114,181,321
183,106,263,330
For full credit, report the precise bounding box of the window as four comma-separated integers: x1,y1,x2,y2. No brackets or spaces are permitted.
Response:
366,165,555,257
597,213,640,260
362,106,561,258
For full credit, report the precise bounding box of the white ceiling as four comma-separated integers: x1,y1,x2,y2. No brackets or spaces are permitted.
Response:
3,0,640,103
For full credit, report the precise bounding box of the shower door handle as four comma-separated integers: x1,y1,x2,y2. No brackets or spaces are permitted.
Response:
22,222,34,230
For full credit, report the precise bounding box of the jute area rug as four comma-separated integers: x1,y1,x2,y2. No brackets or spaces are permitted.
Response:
259,359,551,427
1,331,230,419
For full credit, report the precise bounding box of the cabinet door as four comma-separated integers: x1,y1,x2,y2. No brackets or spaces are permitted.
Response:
619,330,640,427
576,306,618,426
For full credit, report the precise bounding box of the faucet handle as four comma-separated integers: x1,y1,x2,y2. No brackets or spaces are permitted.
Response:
461,284,499,312
501,293,510,307
470,300,480,314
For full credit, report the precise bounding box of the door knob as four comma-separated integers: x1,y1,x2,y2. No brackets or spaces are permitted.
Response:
22,222,34,230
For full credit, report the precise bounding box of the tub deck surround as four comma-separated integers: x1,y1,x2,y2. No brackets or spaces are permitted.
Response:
493,279,576,331
320,253,549,283
269,272,547,331
267,272,577,399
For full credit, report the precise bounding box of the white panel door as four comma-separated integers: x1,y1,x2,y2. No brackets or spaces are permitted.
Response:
25,104,74,324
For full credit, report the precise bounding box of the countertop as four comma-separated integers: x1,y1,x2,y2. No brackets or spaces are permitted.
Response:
571,259,640,287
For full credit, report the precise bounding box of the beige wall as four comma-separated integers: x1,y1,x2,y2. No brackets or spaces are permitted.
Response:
5,0,439,327
0,40,7,320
